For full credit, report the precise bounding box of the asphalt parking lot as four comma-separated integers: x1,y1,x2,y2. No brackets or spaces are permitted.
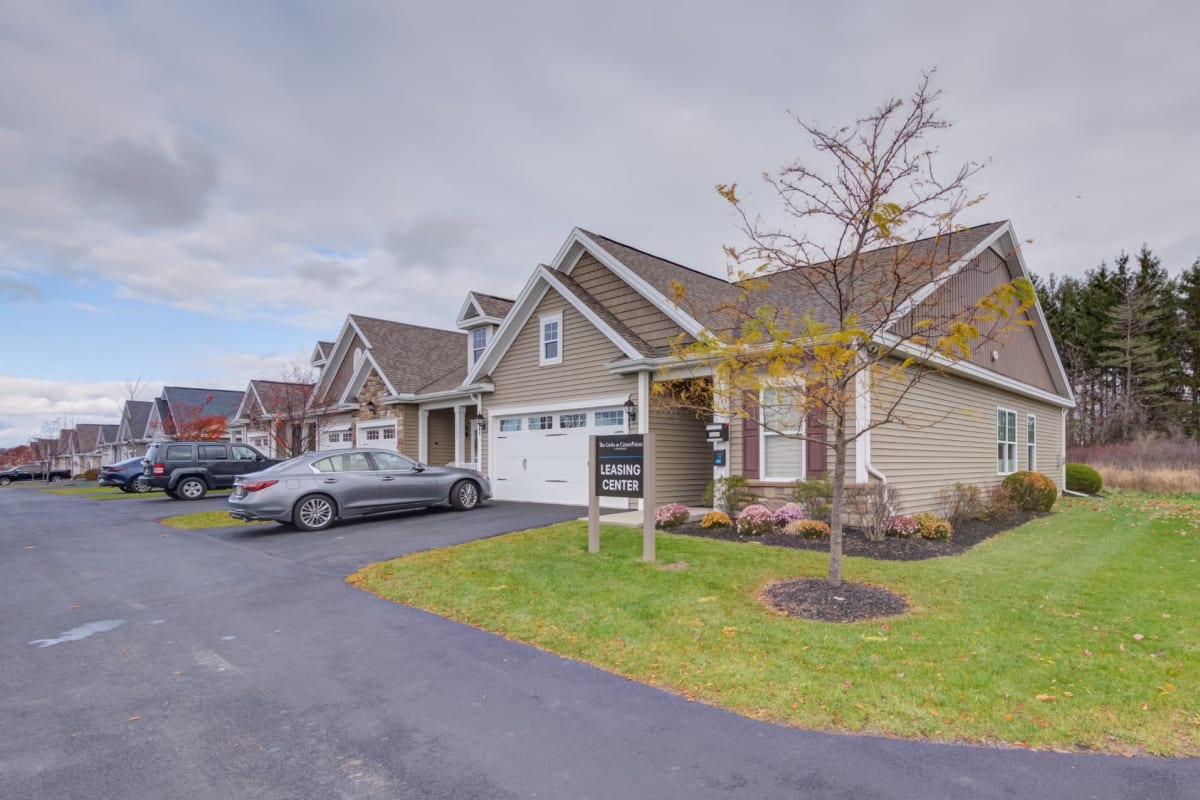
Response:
3,487,1199,799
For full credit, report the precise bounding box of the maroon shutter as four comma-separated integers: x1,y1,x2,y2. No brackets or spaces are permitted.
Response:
742,391,760,479
806,406,826,477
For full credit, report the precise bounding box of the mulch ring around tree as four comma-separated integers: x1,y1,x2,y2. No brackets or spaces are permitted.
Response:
669,511,1041,562
762,579,908,623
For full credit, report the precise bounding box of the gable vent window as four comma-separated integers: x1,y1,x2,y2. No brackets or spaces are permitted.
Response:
539,312,562,366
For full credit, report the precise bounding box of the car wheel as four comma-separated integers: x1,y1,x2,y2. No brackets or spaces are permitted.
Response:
293,495,336,531
176,477,207,500
449,480,480,511
119,485,133,493
132,477,151,493
50,475,64,483
0,477,10,486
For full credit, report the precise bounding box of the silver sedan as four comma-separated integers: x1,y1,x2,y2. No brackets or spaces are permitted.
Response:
228,448,492,531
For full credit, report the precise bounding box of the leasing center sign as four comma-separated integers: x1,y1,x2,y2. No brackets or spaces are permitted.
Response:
595,434,644,498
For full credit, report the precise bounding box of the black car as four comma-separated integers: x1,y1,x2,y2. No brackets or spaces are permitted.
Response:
141,441,278,500
0,464,71,485
99,457,153,493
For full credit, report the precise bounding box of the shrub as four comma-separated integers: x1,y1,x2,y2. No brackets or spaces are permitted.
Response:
77,469,100,481
654,503,690,528
792,477,832,522
844,482,894,542
1001,471,1058,512
783,519,830,539
703,475,756,515
700,510,732,529
1065,463,1102,495
912,512,953,541
984,484,1019,519
886,514,920,538
772,502,807,527
736,504,775,536
936,482,984,526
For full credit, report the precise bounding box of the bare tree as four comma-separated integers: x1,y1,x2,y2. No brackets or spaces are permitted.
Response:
658,73,1036,586
252,364,328,458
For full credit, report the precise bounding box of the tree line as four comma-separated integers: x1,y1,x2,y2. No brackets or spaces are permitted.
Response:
1036,245,1200,445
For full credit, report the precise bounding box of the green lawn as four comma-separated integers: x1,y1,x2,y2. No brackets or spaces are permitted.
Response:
349,495,1200,755
160,510,273,529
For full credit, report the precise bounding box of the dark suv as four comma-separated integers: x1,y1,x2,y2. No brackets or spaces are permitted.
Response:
141,441,279,500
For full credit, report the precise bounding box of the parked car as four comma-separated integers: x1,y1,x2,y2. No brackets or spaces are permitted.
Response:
0,464,71,485
141,441,278,500
228,448,491,531
99,457,154,493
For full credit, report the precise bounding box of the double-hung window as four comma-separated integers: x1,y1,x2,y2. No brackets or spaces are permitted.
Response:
997,408,1018,474
1027,414,1036,470
471,328,488,364
761,387,805,479
539,312,562,366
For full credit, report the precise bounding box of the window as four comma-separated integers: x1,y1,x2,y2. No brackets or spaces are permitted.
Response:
528,415,553,430
499,418,522,432
539,312,562,366
382,427,395,440
1027,414,1037,470
164,445,192,461
341,431,353,443
370,451,416,471
199,444,226,461
365,428,380,441
997,408,1018,474
471,327,488,364
594,410,624,427
232,445,259,461
327,432,340,445
760,387,805,479
559,413,586,429
313,452,372,473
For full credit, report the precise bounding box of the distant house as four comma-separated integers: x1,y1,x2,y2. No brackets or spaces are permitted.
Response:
73,423,106,473
94,424,120,465
228,379,317,458
145,386,245,442
112,400,154,461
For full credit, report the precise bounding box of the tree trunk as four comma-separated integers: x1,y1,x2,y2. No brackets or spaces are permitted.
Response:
827,411,848,587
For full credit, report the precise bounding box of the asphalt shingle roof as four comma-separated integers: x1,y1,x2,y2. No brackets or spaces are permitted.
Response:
75,423,103,452
249,380,314,416
123,400,153,440
473,293,514,319
161,387,245,425
350,315,468,395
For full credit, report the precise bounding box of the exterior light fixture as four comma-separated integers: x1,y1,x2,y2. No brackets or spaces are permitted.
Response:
366,400,377,414
475,412,486,431
623,396,637,424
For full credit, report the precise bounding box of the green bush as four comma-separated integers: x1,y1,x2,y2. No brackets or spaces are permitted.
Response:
703,475,756,515
1066,463,1102,495
912,512,953,541
792,477,833,522
1000,471,1058,512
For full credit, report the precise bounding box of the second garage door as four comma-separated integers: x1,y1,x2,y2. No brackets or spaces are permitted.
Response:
492,407,628,507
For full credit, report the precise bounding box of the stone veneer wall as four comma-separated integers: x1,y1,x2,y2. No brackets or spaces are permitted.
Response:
353,371,405,448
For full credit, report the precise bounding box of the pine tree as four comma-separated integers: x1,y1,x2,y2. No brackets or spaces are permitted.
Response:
1099,258,1170,442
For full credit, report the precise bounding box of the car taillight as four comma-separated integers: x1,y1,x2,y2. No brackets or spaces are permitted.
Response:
153,463,165,476
240,480,278,492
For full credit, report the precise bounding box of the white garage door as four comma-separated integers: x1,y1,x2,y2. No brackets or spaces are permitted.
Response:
492,407,628,507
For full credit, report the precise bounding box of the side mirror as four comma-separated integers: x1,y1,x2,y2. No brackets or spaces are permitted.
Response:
413,463,426,472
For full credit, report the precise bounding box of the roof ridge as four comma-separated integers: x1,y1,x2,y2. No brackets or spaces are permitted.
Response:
579,229,731,286
349,313,463,337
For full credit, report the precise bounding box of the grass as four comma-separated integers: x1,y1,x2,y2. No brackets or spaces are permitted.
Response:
349,495,1200,755
1096,467,1200,496
160,510,273,529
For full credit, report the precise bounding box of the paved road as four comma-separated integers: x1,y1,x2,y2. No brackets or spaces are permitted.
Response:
2,488,1197,799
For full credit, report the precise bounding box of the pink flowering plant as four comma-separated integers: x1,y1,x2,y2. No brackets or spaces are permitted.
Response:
773,502,807,527
886,514,921,538
654,503,690,529
736,504,775,536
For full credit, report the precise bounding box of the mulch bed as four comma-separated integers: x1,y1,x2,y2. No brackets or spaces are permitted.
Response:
667,512,1040,562
762,579,908,622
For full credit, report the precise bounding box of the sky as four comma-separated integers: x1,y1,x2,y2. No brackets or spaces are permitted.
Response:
1,0,1198,447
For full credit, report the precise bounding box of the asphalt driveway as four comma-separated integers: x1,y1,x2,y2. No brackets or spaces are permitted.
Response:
2,487,1198,799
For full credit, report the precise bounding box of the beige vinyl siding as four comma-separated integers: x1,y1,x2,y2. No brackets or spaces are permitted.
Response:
649,407,712,506
909,248,1057,393
870,369,1065,514
427,410,455,466
482,290,636,466
571,254,690,351
399,405,420,455
728,397,852,488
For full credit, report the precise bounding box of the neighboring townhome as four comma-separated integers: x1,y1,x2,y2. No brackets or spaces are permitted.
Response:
112,400,154,460
228,379,318,458
146,387,245,442
93,424,119,467
310,310,509,465
73,424,105,473
463,222,1074,514
52,429,77,474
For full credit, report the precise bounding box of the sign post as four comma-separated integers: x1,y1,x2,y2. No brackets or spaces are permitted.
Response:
588,432,656,561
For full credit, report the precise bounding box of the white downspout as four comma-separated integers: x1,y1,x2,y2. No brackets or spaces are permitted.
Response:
855,368,888,491
637,370,650,511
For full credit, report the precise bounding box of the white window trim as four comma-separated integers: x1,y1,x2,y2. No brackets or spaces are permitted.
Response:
539,311,563,366
470,327,488,365
997,407,1018,475
759,386,806,481
1027,413,1037,471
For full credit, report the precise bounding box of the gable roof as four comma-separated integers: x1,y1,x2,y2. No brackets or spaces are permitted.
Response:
75,423,103,452
119,400,153,441
457,291,515,328
349,315,467,395
96,424,119,445
311,340,335,366
238,379,315,419
162,387,245,419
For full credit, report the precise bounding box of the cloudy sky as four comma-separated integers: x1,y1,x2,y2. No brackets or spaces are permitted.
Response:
1,0,1197,447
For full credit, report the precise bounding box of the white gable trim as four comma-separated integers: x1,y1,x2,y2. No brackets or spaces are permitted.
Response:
465,264,644,383
338,351,400,406
313,316,371,401
566,230,705,338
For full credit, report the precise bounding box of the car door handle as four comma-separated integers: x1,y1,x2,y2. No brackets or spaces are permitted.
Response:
323,478,338,484
381,476,395,481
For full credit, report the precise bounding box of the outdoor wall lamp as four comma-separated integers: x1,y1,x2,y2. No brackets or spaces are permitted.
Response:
366,400,377,414
623,396,637,424
475,412,487,431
